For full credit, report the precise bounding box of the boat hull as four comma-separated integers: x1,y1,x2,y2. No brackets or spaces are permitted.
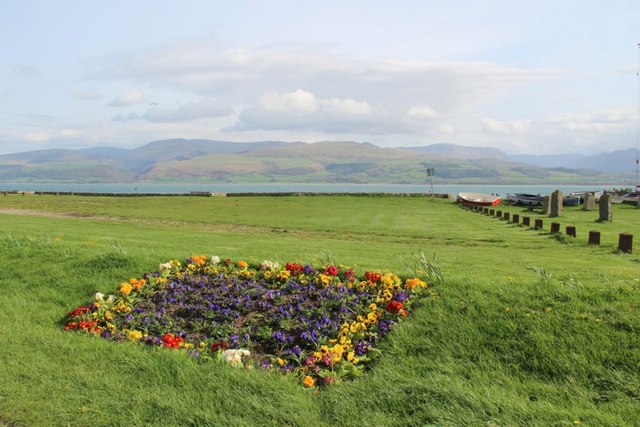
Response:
458,192,501,206
507,193,544,207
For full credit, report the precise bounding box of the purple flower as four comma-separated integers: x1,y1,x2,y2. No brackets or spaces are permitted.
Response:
394,291,410,303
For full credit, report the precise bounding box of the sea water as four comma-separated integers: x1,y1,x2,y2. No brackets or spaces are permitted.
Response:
0,182,626,195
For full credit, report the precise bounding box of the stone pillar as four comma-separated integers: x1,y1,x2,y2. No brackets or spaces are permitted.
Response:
512,214,519,224
550,222,561,233
583,193,596,210
542,196,550,214
522,216,530,226
566,226,576,238
618,233,633,253
599,193,613,221
588,230,601,245
550,190,563,217
535,219,543,230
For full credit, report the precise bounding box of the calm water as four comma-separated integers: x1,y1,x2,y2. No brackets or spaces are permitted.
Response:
0,182,626,196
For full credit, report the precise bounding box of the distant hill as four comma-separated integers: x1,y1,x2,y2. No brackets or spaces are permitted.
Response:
0,139,633,184
509,153,584,168
401,143,509,160
566,148,638,173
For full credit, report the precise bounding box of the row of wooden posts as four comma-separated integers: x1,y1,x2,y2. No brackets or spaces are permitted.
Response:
464,204,633,253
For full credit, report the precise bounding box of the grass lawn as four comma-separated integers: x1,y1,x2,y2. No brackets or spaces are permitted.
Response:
0,194,638,426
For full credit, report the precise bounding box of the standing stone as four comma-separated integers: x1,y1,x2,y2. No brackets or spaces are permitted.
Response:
599,193,613,221
542,196,550,214
583,192,596,210
549,190,563,217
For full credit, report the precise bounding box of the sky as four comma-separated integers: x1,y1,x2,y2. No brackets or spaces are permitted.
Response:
1,0,639,156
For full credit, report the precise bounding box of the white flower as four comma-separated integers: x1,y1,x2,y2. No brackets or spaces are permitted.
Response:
211,255,221,265
94,292,105,302
260,260,280,271
106,295,116,304
159,262,172,272
221,349,251,367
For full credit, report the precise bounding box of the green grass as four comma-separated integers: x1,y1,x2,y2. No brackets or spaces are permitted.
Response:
0,194,638,426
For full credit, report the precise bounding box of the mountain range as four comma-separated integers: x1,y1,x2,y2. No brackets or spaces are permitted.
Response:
0,139,636,185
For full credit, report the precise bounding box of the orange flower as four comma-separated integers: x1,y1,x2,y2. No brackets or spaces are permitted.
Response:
302,375,316,388
129,278,146,289
404,277,427,290
237,260,249,269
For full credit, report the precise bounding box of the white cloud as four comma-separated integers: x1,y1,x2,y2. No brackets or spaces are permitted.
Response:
479,106,635,154
61,129,82,137
108,90,144,107
260,90,318,113
96,43,554,139
407,106,440,119
24,131,51,142
112,99,232,123
233,89,380,133
481,117,530,134
322,98,372,116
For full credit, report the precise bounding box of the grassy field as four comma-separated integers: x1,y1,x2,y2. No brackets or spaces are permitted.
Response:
0,194,638,426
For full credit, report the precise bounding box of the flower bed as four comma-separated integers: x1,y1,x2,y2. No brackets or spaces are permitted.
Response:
65,255,429,387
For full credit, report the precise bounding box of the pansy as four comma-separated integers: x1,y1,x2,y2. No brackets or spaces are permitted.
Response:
65,255,430,388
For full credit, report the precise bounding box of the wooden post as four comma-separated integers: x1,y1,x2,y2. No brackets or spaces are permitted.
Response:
535,219,543,230
588,230,601,245
522,216,530,226
550,222,560,233
566,226,576,238
618,233,633,253
512,214,519,224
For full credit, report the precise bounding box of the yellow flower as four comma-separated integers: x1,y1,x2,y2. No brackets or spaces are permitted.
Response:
277,270,291,281
318,274,332,286
119,282,133,296
237,260,249,269
302,375,316,387
368,303,378,312
127,330,142,341
114,301,132,314
276,357,285,366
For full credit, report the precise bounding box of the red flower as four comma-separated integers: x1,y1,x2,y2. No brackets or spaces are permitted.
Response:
67,305,91,318
323,265,339,276
161,333,184,349
386,300,404,314
364,271,381,283
343,269,356,282
285,262,303,275
210,340,231,352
